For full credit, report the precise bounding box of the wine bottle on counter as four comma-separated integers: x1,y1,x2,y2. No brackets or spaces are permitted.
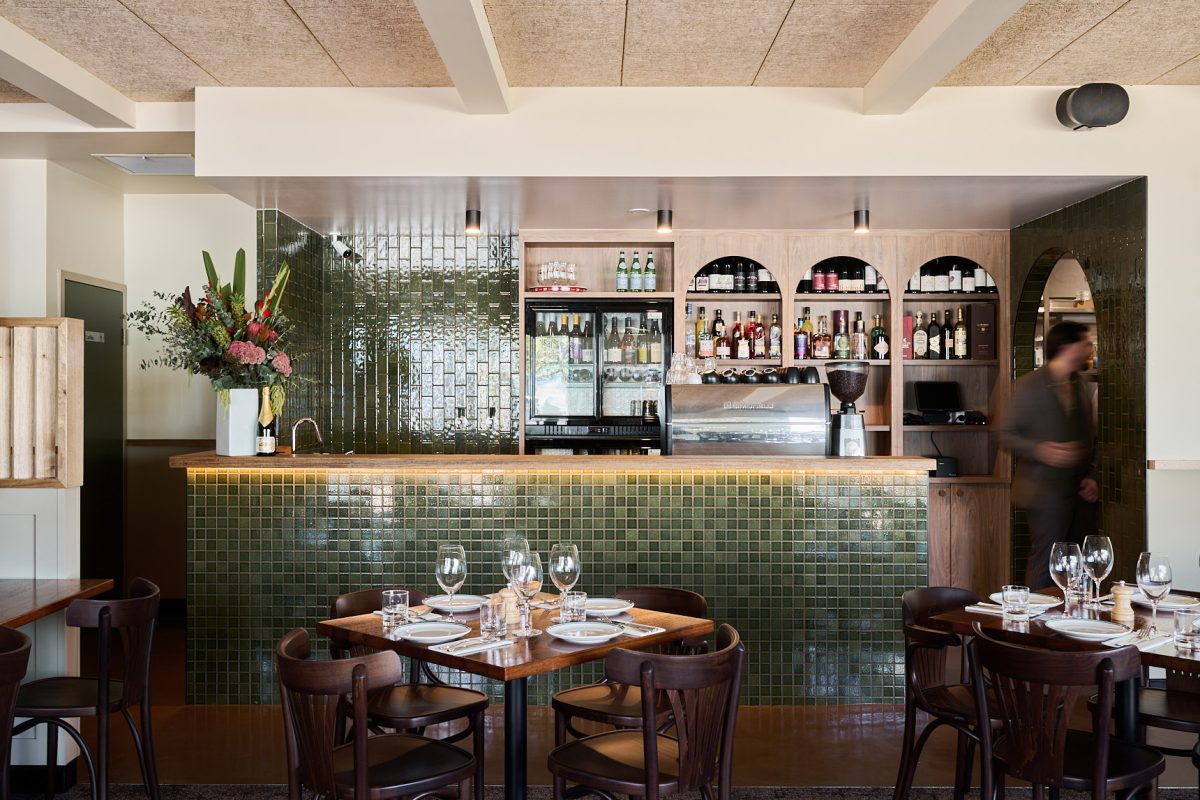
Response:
630,251,643,292
644,250,657,292
870,314,889,360
256,387,277,456
912,312,928,359
927,312,943,360
813,315,833,359
954,307,969,359
616,251,629,292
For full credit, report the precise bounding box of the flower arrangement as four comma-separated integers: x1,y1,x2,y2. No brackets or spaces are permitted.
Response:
128,248,294,413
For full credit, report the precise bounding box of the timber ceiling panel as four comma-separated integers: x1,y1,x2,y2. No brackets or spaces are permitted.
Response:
942,0,1128,86
0,0,216,100
1154,54,1200,83
483,0,625,86
0,78,37,101
118,0,350,87
621,0,793,86
288,0,450,86
754,0,937,87
1020,0,1200,85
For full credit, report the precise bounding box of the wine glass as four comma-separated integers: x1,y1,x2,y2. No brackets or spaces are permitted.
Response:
501,536,530,589
1082,535,1114,608
1049,542,1085,608
549,543,581,603
435,544,467,620
511,552,543,638
1136,552,1173,634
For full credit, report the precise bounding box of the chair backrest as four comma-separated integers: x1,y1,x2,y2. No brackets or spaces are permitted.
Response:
276,628,405,799
66,577,159,710
604,623,744,800
900,587,980,698
617,586,709,653
329,587,428,665
0,627,31,776
970,624,1140,790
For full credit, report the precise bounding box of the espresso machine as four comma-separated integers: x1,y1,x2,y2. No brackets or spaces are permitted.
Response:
826,361,869,457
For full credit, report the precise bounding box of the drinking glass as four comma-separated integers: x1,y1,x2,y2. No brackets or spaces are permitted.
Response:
549,543,581,601
1001,584,1030,620
1136,552,1173,633
435,544,467,620
559,591,587,623
511,552,543,638
480,597,506,641
501,536,530,589
1174,609,1200,652
1082,535,1114,608
381,589,409,627
1049,542,1085,607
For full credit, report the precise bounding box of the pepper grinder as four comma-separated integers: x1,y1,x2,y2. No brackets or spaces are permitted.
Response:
1111,581,1135,623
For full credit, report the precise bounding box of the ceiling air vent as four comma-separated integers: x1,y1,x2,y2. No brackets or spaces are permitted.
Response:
92,154,195,175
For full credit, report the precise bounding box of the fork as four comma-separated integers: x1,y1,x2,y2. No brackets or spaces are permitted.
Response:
1138,626,1155,640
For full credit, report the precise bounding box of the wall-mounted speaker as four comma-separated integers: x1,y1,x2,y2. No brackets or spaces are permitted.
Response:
1056,83,1130,130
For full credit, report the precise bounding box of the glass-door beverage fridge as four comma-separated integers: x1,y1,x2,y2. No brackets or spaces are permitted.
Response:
524,300,672,454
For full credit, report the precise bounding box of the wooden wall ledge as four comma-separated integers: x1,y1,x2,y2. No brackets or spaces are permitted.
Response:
1147,460,1200,470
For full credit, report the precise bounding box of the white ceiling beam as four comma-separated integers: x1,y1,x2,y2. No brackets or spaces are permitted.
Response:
0,15,135,128
863,0,1024,115
413,0,510,114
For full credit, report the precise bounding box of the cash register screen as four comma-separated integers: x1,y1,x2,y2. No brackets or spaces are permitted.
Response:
914,381,965,413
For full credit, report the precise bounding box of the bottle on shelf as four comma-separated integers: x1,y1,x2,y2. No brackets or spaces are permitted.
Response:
558,314,570,359
616,251,629,292
944,308,955,357
948,260,962,293
734,262,747,293
629,251,643,292
768,313,782,359
649,318,663,363
799,269,813,294
920,264,936,293
912,312,928,359
645,250,657,292
933,264,950,293
826,265,841,293
606,317,622,362
636,316,650,364
813,266,827,293
975,265,988,293
696,307,714,358
812,315,833,359
695,266,710,293
833,315,851,359
748,310,765,358
927,311,943,360
962,265,977,293
256,387,277,456
536,316,548,337
714,311,732,359
620,317,637,364
799,308,814,358
908,269,921,294
953,307,969,359
870,314,889,360
865,264,878,294
687,272,696,292
878,274,889,293
731,312,748,359
985,272,997,293
684,302,696,356
580,318,594,363
757,264,772,294
568,314,583,364
746,262,759,293
850,313,869,360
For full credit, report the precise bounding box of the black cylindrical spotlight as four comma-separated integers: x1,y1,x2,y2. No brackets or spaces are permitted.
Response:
465,209,481,236
656,209,673,234
853,209,869,235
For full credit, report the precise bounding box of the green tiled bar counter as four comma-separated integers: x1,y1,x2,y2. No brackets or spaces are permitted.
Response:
172,453,932,705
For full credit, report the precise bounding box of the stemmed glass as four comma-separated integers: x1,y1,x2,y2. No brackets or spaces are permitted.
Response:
435,544,467,620
501,536,530,590
511,552,544,638
1082,535,1114,608
548,543,581,604
1049,542,1085,609
1136,552,1173,634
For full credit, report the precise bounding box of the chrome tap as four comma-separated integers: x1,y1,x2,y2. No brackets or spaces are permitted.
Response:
290,418,323,456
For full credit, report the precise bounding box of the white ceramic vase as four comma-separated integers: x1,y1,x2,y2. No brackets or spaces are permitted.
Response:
216,387,258,456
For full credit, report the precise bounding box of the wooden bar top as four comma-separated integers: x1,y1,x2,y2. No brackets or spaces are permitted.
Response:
0,578,113,628
170,450,935,473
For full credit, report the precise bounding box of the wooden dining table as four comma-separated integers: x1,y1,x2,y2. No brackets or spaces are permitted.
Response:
0,578,113,628
317,600,713,800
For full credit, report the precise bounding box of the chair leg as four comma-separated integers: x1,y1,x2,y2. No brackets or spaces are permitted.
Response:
1032,784,1045,800
555,709,567,747
472,711,484,800
553,773,566,800
140,701,161,800
892,701,918,800
952,731,971,800
97,709,109,800
1049,788,1060,800
45,722,57,800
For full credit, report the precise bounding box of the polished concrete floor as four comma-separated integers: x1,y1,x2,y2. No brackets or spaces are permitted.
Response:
77,608,1200,788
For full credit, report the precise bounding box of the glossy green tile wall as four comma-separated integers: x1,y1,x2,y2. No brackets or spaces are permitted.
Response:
186,467,928,705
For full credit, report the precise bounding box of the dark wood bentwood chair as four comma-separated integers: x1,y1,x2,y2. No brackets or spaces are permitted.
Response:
893,587,991,800
552,586,708,744
329,588,487,800
13,577,160,800
548,623,743,800
1129,670,1200,799
970,624,1165,800
0,627,32,800
277,628,476,800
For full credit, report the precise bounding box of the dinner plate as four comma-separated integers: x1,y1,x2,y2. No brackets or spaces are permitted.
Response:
584,598,635,617
546,621,626,644
389,621,471,644
989,592,1063,609
1044,618,1130,642
1130,591,1200,611
423,594,487,613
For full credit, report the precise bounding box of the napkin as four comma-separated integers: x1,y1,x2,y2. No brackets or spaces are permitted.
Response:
966,604,1050,618
1102,631,1174,651
429,638,514,656
372,609,444,622
619,622,666,637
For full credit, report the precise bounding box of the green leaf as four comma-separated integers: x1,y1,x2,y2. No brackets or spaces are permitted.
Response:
202,251,221,299
269,262,290,315
232,248,246,300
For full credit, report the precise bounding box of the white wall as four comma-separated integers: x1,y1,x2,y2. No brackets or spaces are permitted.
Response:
0,160,48,316
45,161,125,315
124,193,257,439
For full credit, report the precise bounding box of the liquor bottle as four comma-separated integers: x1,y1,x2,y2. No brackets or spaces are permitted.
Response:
712,308,727,342
616,251,629,292
636,317,650,364
798,307,814,359
908,269,921,293
606,317,622,362
687,271,696,292
812,316,833,359
920,264,936,293
644,250,656,292
912,312,928,359
629,251,643,292
962,266,977,293
746,262,759,293
934,264,949,293
954,307,969,359
865,264,878,293
714,312,732,359
827,265,841,293
852,266,865,293
813,266,827,293
794,316,809,359
748,310,765,358
948,260,962,293
757,264,771,293
256,387,277,456
621,317,638,365
870,314,889,360
695,266,710,293
833,314,851,359
944,309,955,358
768,313,782,359
927,311,942,360
731,312,748,359
799,269,813,294
974,265,987,293
649,319,663,363
580,319,594,363
697,307,714,358
850,313,869,360
720,262,734,293
734,262,747,293
684,302,696,356
568,314,583,364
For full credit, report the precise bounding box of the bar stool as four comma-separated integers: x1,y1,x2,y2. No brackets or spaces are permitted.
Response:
277,628,476,800
548,623,744,800
0,627,32,800
552,586,708,744
13,577,160,800
329,588,487,800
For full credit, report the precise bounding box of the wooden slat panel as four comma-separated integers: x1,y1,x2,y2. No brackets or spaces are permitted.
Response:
9,327,34,479
59,319,84,487
0,327,10,479
33,326,57,478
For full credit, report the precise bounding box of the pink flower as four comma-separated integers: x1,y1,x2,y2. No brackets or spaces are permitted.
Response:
271,351,293,377
228,340,266,365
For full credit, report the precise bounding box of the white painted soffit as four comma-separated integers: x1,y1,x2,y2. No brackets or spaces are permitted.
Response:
413,0,510,114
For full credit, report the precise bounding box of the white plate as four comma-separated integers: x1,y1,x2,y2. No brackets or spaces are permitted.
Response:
546,621,626,644
584,598,635,617
1044,618,1130,642
389,621,471,644
424,594,487,613
990,592,1063,609
1130,591,1200,611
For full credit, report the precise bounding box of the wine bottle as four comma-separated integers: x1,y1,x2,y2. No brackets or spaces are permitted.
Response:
684,302,696,356
870,314,889,360
734,262,747,293
954,307,969,359
962,266,977,293
920,264,936,293
714,310,731,359
908,269,921,294
615,251,629,292
944,309,954,357
827,265,841,293
948,260,962,293
637,317,650,364
256,387,277,456
695,266,710,293
974,265,987,293
568,314,583,364
621,317,637,365
912,312,928,359
934,264,949,293
746,262,759,293
580,319,594,363
813,266,827,293
649,319,663,362
606,318,622,362
864,264,878,293
927,311,942,360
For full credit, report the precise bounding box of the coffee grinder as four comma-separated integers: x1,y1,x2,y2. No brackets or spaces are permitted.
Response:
826,361,869,457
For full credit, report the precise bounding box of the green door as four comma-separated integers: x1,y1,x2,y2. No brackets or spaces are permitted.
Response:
64,280,125,592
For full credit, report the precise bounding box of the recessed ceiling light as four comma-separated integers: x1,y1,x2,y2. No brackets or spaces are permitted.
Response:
92,154,195,175
627,207,651,214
